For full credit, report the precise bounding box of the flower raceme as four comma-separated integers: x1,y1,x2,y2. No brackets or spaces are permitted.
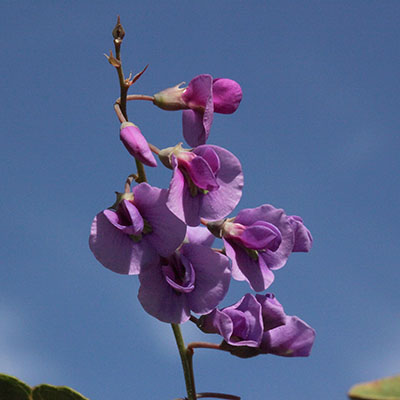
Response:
153,74,243,147
89,61,317,381
197,293,316,358
207,205,313,292
160,143,244,227
89,183,186,275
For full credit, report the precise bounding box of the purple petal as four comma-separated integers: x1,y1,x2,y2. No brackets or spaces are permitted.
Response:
194,145,243,221
260,316,316,357
133,183,186,257
103,200,144,236
89,212,156,275
138,257,191,324
120,122,157,167
162,255,195,294
182,74,213,109
185,155,219,191
239,222,282,251
212,78,243,114
167,145,242,225
224,239,275,292
181,243,231,315
236,205,294,270
289,215,313,252
167,166,202,226
223,293,263,347
255,293,287,331
186,226,215,247
202,93,214,143
192,146,220,175
198,309,233,338
182,109,207,147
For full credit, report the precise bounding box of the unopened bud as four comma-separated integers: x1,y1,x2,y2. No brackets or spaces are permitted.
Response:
112,16,125,40
120,122,157,167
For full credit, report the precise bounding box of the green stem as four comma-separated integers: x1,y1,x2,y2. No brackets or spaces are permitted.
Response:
135,159,147,183
171,323,197,400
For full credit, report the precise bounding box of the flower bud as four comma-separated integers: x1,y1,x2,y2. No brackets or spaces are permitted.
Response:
120,122,157,167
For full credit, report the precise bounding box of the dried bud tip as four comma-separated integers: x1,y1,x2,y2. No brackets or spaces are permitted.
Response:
112,16,125,40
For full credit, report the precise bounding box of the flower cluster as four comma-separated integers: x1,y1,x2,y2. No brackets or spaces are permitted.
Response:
89,74,315,358
198,293,315,358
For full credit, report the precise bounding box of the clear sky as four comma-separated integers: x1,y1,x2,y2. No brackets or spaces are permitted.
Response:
1,1,399,399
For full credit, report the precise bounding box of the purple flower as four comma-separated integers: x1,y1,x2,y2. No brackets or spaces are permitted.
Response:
198,293,315,358
138,243,232,323
153,74,242,147
207,205,312,291
162,144,243,227
120,122,157,167
89,183,186,275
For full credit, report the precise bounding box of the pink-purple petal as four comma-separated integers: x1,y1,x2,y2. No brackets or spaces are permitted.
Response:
289,215,313,252
186,226,215,247
162,257,195,294
89,212,155,275
138,258,191,324
186,156,219,191
182,74,213,109
236,205,294,270
239,223,281,251
182,244,231,315
198,309,233,339
224,239,275,292
104,200,144,236
103,207,143,236
195,145,243,221
223,294,263,347
133,183,186,257
182,109,207,147
192,146,220,175
167,166,201,226
255,293,286,331
260,316,316,357
212,78,243,114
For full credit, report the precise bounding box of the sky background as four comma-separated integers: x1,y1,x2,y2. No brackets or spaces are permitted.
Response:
1,1,399,399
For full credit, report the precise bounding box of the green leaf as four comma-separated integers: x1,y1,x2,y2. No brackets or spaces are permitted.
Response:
32,384,89,400
0,373,89,400
0,373,32,400
349,375,400,399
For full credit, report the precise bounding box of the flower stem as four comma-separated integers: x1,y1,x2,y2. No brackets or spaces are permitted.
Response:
187,342,227,352
196,392,241,399
111,17,147,183
171,323,197,400
126,94,154,102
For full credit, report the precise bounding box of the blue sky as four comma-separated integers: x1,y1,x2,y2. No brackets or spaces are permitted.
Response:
1,1,399,399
